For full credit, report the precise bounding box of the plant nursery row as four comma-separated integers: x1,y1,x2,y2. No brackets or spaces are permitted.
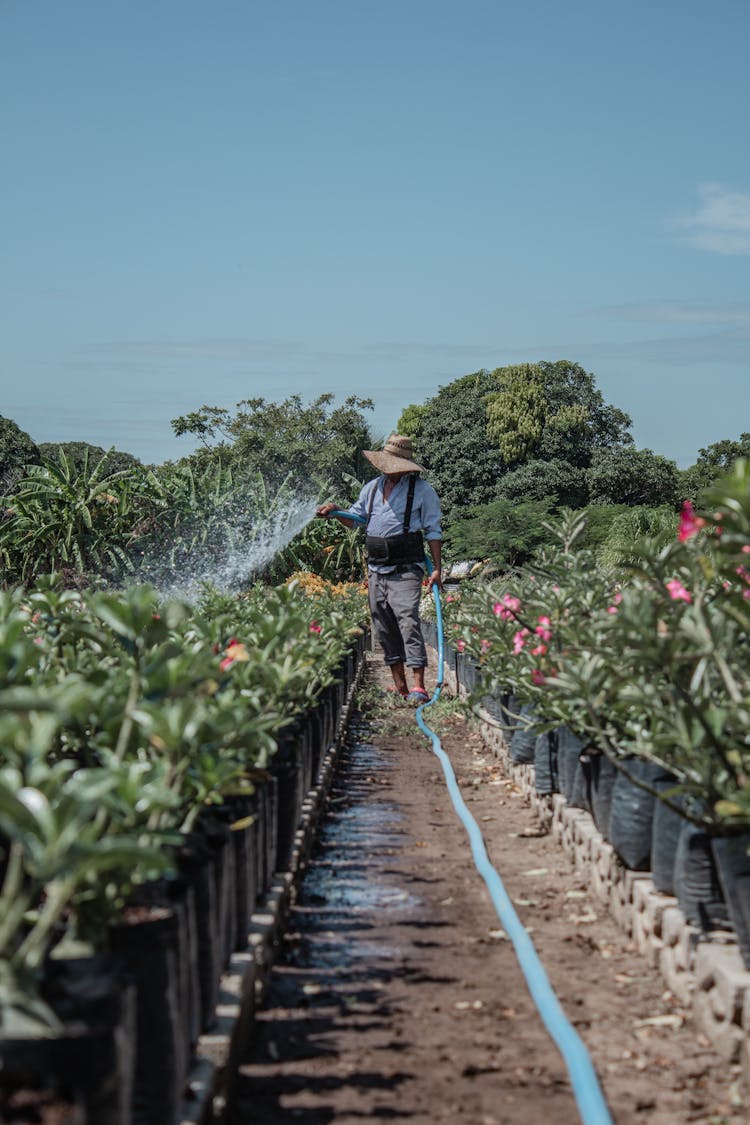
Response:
0,574,369,1124
422,459,750,974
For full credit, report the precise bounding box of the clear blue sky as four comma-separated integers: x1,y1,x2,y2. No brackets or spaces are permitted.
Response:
2,0,748,467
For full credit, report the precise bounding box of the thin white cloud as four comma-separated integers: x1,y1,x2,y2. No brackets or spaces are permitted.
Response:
677,183,750,255
597,301,750,326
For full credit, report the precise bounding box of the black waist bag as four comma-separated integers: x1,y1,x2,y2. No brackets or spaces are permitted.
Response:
366,530,424,566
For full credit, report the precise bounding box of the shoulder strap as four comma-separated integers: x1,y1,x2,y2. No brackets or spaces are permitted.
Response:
403,474,417,534
366,479,379,526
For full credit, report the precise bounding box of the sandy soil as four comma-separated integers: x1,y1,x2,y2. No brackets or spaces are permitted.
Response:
230,657,746,1124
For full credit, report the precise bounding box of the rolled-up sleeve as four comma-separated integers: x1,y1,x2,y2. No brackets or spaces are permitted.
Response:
418,481,442,541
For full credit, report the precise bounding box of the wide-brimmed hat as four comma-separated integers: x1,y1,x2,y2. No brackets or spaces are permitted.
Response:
363,434,425,474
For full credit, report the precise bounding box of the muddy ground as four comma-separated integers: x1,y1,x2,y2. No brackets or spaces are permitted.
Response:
230,657,746,1124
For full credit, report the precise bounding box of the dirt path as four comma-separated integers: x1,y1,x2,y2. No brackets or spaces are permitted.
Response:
229,658,745,1124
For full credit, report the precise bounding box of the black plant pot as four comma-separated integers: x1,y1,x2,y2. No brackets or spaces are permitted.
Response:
673,822,729,931
196,808,237,971
579,751,617,839
270,724,305,872
712,834,750,967
108,907,184,1125
128,874,201,1073
421,619,436,650
556,727,589,811
533,730,558,795
510,704,538,764
608,758,673,870
219,794,258,952
177,831,223,1031
650,780,685,895
9,953,138,1125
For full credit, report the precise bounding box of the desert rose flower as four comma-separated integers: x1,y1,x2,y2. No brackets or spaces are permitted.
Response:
665,579,692,603
678,500,705,542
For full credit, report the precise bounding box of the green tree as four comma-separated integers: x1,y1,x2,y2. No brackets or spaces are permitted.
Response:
396,403,428,441
414,360,631,526
0,415,40,492
586,447,680,507
415,369,509,524
494,458,588,508
171,393,374,493
485,364,547,463
444,497,557,569
485,360,632,468
38,442,141,476
680,432,750,501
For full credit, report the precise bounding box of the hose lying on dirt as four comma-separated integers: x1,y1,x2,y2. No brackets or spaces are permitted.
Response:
330,507,613,1124
415,568,614,1125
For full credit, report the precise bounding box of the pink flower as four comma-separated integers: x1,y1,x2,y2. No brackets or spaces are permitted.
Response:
742,545,750,554
493,594,521,620
535,615,552,642
665,579,692,603
219,655,234,672
607,605,618,615
531,643,547,656
309,621,322,634
607,592,622,615
678,500,705,542
513,629,529,654
33,636,44,646
445,594,455,602
531,669,546,686
456,638,466,652
480,639,491,653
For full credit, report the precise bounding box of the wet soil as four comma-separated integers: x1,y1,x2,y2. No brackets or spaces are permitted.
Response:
230,657,746,1124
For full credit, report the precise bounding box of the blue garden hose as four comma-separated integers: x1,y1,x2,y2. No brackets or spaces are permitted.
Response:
328,508,613,1124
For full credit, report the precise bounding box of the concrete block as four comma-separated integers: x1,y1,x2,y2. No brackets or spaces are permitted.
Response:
631,879,676,966
693,942,750,1062
659,906,699,1004
590,834,616,907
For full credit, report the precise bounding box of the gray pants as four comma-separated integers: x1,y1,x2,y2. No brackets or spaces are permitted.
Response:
368,566,427,668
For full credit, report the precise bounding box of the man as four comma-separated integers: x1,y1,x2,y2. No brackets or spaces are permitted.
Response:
317,434,442,703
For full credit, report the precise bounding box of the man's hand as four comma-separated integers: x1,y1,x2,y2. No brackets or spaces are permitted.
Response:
427,568,442,590
316,503,337,518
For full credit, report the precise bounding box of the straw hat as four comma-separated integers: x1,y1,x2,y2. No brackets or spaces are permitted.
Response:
363,434,425,474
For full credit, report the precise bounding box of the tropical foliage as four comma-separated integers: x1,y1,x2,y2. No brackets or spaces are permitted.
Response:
0,574,367,1029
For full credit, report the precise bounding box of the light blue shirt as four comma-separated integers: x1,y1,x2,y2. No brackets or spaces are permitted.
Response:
347,475,442,574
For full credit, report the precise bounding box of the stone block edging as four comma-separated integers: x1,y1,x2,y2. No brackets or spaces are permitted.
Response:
426,638,750,1080
475,701,750,1076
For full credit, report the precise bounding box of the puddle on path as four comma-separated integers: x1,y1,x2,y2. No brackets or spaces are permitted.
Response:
289,732,421,970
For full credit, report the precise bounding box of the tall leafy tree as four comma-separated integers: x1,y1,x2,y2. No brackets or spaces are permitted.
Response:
586,447,680,508
0,415,40,492
485,360,632,468
171,393,374,493
680,432,750,501
409,360,632,524
495,458,588,508
408,369,509,524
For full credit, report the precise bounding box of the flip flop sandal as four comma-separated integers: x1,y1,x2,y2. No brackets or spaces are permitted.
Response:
406,689,430,704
